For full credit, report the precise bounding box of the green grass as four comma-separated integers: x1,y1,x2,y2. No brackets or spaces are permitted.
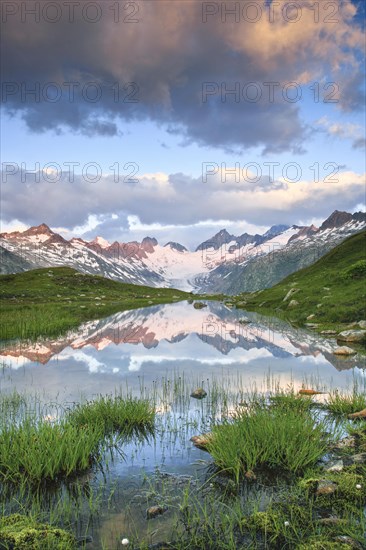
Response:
0,395,155,483
0,267,217,340
326,389,366,416
207,402,329,481
269,390,315,414
233,230,366,332
67,395,155,438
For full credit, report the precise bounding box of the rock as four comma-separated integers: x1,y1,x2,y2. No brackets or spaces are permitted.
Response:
346,452,366,465
323,287,330,291
77,535,94,546
333,436,356,450
146,506,167,520
190,388,207,399
288,299,299,308
316,303,323,308
238,317,251,324
321,330,337,335
337,330,366,343
305,323,319,328
307,314,316,320
317,517,344,526
315,480,338,496
333,346,357,356
190,433,213,450
324,459,344,472
358,320,366,329
283,288,300,302
348,409,366,419
258,301,266,307
333,536,364,549
244,470,257,481
193,302,207,309
299,389,325,395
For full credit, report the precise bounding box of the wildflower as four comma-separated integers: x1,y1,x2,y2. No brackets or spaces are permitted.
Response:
356,484,362,489
121,539,129,546
284,521,290,527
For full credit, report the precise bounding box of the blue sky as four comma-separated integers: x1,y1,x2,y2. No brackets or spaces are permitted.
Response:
1,0,365,248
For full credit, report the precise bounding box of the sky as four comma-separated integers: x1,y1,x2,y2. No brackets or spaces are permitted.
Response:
1,0,365,249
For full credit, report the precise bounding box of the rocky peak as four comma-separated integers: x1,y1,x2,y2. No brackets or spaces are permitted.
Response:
320,210,353,231
164,241,188,253
22,223,54,236
141,236,158,253
196,229,235,251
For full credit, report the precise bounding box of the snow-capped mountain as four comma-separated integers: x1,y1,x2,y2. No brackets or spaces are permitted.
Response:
0,210,365,293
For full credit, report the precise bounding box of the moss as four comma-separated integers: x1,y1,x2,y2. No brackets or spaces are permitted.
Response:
296,541,354,549
300,471,366,503
0,514,76,549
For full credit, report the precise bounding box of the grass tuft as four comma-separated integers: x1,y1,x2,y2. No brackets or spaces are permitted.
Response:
207,401,329,481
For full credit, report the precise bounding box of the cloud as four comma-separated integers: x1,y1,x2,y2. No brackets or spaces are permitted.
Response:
316,116,365,149
1,167,365,245
1,0,364,153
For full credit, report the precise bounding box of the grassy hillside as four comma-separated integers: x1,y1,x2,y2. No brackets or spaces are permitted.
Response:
234,230,366,331
0,267,207,341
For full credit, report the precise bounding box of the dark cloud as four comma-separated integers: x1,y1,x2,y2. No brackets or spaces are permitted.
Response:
1,1,364,152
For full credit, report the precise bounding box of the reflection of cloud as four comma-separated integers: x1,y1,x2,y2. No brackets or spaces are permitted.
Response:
57,350,106,373
0,355,32,370
128,348,272,372
298,354,329,365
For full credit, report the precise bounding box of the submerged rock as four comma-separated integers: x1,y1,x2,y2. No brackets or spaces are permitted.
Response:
146,506,167,520
190,433,213,450
76,535,93,546
244,470,257,481
333,436,356,450
324,459,344,473
337,330,366,343
190,388,207,399
193,302,207,309
315,480,338,496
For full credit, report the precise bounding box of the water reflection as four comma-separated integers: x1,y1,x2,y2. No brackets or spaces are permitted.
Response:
0,301,364,401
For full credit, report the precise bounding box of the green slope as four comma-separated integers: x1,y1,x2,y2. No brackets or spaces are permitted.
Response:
234,230,366,331
0,267,205,341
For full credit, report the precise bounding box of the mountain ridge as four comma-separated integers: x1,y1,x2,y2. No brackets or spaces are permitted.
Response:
1,210,365,294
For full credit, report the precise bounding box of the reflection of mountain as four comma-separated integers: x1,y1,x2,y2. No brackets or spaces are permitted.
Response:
0,302,363,371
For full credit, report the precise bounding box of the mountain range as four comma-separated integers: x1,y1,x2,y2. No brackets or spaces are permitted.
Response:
0,210,365,294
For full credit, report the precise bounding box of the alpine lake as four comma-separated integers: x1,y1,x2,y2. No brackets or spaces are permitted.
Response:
0,301,365,549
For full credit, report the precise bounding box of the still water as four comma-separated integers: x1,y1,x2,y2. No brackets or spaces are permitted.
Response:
0,301,364,401
0,302,364,548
